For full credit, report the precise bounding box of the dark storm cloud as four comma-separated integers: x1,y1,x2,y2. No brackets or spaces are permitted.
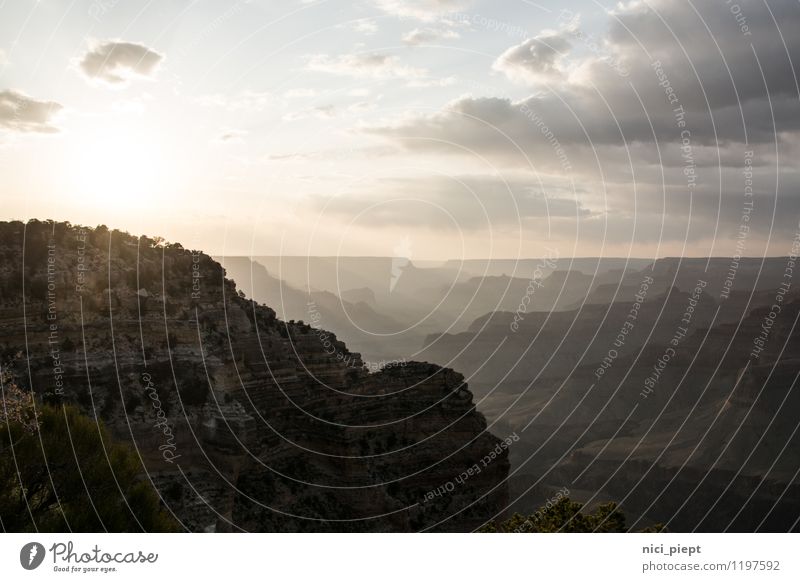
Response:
356,0,800,248
605,0,800,107
366,0,800,155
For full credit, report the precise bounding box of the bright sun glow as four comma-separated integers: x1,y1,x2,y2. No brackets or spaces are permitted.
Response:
67,122,171,211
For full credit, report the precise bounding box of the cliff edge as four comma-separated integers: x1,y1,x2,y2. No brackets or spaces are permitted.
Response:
0,220,509,532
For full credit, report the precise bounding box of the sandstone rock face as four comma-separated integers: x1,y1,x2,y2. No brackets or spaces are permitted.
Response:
0,220,508,532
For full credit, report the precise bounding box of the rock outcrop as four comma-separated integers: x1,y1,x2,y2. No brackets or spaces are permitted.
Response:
0,220,509,532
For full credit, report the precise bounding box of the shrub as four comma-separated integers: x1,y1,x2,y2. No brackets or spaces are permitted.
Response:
0,401,178,532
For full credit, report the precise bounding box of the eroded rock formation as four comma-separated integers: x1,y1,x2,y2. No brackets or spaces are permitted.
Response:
0,220,508,532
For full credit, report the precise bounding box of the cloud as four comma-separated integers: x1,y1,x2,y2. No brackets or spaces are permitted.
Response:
0,90,63,133
359,0,800,247
363,95,553,158
310,175,591,230
266,144,398,162
306,52,426,80
599,0,800,114
373,0,472,22
78,40,163,85
352,19,378,34
215,129,248,144
402,27,460,45
407,75,457,87
368,0,800,154
492,31,573,84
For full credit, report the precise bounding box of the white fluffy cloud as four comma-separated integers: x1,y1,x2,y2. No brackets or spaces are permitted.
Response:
0,90,63,133
79,40,163,85
493,32,573,85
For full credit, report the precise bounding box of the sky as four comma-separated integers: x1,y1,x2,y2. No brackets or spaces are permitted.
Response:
1,0,799,260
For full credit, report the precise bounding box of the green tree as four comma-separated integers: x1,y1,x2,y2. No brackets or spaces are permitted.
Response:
0,395,178,532
481,497,631,533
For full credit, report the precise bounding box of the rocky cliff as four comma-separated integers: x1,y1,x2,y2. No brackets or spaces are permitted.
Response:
0,220,509,532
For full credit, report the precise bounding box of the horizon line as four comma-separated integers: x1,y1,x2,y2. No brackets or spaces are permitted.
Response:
215,255,796,261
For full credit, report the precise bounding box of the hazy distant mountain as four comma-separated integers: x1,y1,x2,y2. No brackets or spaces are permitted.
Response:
228,257,650,346
249,256,466,302
419,258,800,531
441,257,654,278
217,256,410,363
